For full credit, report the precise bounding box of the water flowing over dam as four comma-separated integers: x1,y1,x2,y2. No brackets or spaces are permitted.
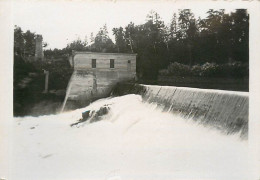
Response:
112,83,249,138
12,94,249,180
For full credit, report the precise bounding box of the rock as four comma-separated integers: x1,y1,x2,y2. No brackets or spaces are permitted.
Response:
70,105,111,127
82,110,90,121
89,105,110,123
95,106,110,117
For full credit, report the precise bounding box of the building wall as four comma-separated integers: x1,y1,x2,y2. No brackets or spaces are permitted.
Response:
67,52,137,101
73,52,136,73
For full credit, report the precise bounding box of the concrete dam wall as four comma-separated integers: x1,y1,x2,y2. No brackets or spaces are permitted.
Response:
112,83,249,138
67,70,136,101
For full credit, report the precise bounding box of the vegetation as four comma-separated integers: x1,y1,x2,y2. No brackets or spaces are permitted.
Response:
13,28,73,116
159,61,249,78
41,9,249,80
112,9,249,79
13,54,73,116
14,25,48,57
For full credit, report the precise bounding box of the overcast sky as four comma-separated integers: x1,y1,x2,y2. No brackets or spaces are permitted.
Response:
13,1,237,50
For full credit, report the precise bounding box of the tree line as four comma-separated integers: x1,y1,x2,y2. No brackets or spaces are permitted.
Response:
14,9,249,80
111,9,249,79
14,25,48,57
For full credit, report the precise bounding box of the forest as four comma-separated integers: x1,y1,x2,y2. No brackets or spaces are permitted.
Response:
51,9,248,79
15,9,249,80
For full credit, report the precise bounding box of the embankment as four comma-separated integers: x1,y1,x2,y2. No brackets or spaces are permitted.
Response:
112,83,249,138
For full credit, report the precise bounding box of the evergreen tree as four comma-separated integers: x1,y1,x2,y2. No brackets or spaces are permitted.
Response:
169,13,178,40
178,9,196,40
92,24,115,52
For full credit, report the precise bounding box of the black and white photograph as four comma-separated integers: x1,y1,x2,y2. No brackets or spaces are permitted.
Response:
0,0,260,180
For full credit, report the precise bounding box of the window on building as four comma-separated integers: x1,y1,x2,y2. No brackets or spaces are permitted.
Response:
92,59,96,68
127,60,131,71
110,59,114,68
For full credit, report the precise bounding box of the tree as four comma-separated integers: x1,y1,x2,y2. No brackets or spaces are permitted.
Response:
90,32,95,44
177,9,198,66
91,24,115,52
124,22,136,53
14,26,38,58
14,25,25,56
169,13,178,40
23,30,36,56
112,27,127,53
230,9,249,63
178,9,196,40
145,10,166,53
66,37,88,51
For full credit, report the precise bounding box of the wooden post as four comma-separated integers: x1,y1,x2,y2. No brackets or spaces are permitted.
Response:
43,70,49,93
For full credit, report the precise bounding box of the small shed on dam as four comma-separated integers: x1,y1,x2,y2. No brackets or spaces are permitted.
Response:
67,51,137,101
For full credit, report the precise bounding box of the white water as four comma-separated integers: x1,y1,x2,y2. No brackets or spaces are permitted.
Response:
11,94,248,180
60,71,76,113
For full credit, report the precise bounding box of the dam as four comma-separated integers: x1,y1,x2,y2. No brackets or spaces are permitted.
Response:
63,52,249,137
112,83,249,138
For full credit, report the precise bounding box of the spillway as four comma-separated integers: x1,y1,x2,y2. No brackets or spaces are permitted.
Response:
112,83,249,138
11,93,249,180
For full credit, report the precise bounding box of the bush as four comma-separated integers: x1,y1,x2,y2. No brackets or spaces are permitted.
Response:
191,65,202,76
13,55,38,86
200,62,220,77
159,61,249,78
220,62,249,78
167,62,192,76
200,62,248,78
158,69,169,76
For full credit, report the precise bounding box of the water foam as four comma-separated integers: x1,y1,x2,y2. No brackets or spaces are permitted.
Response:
11,94,249,180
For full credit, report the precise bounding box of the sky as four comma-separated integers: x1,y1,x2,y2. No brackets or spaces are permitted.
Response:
13,1,236,50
